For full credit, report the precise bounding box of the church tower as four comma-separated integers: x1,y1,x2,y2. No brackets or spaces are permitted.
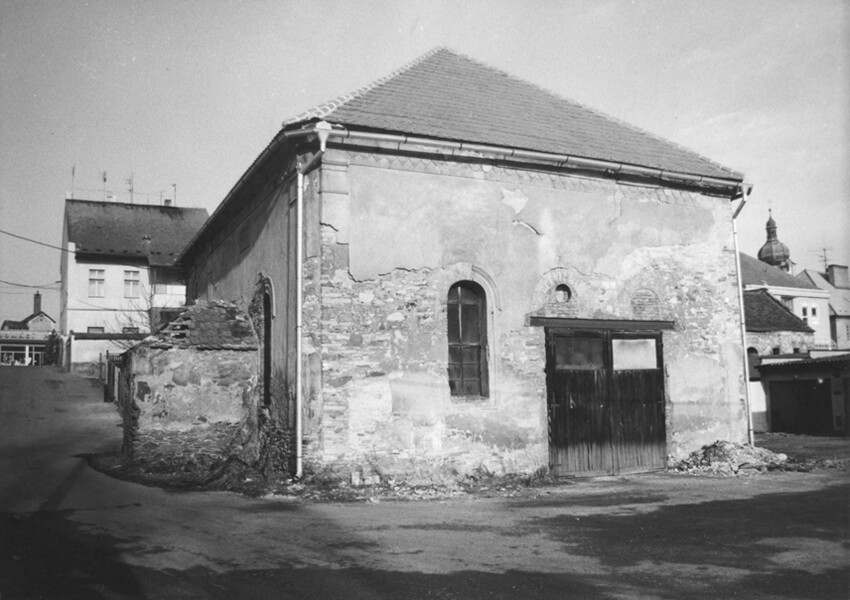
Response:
757,210,791,271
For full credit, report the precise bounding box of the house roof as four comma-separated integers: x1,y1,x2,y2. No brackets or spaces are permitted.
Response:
1,311,55,331
758,354,850,372
798,269,850,317
148,301,257,351
23,311,56,325
65,199,209,266
739,253,817,290
744,289,813,333
285,47,743,182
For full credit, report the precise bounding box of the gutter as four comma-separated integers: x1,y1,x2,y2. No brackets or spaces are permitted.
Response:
732,184,754,446
317,128,746,194
178,123,746,266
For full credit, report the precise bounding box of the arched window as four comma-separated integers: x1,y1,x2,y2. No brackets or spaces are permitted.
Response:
447,281,489,397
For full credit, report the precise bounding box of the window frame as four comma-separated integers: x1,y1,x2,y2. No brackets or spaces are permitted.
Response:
124,270,141,299
88,269,105,298
447,280,489,399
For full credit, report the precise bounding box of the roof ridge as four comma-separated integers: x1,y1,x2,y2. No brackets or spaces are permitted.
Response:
65,198,207,212
282,47,448,127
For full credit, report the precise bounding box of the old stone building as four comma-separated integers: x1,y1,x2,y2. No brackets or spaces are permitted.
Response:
179,48,750,481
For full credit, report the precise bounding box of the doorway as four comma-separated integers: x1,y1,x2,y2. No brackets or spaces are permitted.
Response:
545,328,666,476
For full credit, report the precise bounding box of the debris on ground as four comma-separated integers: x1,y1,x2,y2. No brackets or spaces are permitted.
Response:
86,451,557,501
672,440,788,476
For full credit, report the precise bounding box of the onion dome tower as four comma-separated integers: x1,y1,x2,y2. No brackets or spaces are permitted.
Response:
757,210,791,271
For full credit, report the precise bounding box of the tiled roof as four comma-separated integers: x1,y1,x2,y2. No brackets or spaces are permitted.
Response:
284,47,742,181
798,270,850,317
758,354,850,371
151,301,257,350
739,253,817,290
65,199,208,266
1,320,26,331
744,289,812,333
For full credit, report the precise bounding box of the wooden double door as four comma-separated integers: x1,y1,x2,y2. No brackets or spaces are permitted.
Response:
546,329,667,476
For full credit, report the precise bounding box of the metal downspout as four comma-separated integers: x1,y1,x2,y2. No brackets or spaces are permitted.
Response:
732,184,754,446
295,123,330,479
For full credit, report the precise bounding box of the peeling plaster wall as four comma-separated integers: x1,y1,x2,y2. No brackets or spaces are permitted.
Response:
315,148,746,479
117,344,259,472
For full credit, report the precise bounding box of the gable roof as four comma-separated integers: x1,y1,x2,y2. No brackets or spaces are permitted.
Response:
23,311,55,325
798,270,850,317
739,253,817,290
285,47,742,182
65,200,208,267
744,289,813,333
2,312,55,331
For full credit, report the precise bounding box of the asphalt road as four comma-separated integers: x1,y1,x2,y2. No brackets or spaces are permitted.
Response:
1,366,848,599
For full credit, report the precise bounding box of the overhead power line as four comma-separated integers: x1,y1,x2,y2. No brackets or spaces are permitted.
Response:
0,279,60,289
0,228,72,253
0,227,153,270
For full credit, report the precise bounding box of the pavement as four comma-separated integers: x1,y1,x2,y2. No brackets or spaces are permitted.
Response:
1,366,848,599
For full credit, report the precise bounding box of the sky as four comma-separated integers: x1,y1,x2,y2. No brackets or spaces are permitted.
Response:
1,0,848,321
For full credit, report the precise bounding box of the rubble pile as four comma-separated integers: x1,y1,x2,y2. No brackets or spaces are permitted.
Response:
673,440,788,476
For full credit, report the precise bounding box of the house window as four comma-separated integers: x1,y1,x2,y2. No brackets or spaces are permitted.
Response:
612,338,658,370
122,327,139,334
124,270,141,298
802,307,808,317
87,326,105,334
447,281,489,398
88,269,105,297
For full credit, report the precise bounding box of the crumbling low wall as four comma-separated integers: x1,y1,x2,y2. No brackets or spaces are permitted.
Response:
117,344,259,478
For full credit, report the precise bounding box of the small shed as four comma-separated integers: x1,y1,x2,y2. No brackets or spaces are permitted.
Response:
116,301,260,479
757,354,850,436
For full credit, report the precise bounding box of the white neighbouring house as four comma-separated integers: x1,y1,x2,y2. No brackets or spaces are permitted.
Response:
59,198,208,373
798,265,850,351
740,252,832,350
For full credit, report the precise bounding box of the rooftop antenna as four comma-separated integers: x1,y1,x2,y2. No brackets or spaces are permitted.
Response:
816,246,833,271
126,173,134,204
172,183,177,207
70,165,76,199
102,171,108,201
